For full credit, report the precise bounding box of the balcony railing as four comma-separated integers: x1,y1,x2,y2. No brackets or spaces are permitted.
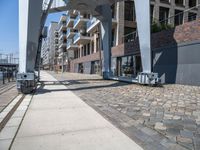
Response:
73,32,81,43
66,15,74,27
66,28,76,38
87,17,99,29
59,32,66,40
122,4,199,43
66,28,71,37
122,31,137,43
67,39,78,50
58,23,66,32
73,15,81,28
66,15,71,25
67,39,72,48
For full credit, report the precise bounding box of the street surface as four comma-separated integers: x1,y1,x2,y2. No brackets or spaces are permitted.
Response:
49,71,200,150
10,71,142,150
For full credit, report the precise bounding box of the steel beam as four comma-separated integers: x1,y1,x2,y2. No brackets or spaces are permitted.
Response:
99,5,112,79
134,0,152,73
18,0,43,93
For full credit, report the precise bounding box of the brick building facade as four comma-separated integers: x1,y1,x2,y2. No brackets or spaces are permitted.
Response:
44,0,200,85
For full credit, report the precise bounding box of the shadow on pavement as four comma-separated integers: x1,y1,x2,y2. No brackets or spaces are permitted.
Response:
35,80,129,95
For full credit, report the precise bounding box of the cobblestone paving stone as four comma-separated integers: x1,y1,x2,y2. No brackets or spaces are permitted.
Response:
49,72,200,150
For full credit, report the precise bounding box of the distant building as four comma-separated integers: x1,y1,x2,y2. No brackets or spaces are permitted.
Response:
41,22,58,70
41,38,50,70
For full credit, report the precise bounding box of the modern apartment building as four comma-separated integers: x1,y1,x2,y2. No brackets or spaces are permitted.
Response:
41,38,50,70
48,22,59,71
54,13,77,72
41,22,58,70
52,0,200,85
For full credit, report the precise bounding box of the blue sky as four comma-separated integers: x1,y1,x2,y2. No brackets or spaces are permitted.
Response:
0,0,63,57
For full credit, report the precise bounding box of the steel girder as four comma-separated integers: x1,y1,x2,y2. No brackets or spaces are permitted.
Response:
18,0,159,93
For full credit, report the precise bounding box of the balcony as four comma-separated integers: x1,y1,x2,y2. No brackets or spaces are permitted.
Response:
66,15,74,27
67,39,78,50
58,23,67,32
59,41,67,49
66,28,77,38
86,17,100,33
73,33,92,45
59,32,67,41
73,15,90,29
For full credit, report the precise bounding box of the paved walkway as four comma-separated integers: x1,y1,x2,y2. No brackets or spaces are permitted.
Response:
10,71,142,150
49,71,200,150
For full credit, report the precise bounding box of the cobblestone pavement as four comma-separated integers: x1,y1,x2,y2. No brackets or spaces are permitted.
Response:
49,71,200,150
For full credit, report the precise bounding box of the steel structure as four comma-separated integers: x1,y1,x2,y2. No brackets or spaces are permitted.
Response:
17,0,160,93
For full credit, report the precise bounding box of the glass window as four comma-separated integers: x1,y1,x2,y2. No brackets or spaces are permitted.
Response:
111,58,117,76
188,12,197,22
189,0,197,8
174,9,183,26
124,1,135,21
116,55,142,77
159,7,169,24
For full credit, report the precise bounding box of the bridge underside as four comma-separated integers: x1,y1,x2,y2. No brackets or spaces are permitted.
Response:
17,0,160,94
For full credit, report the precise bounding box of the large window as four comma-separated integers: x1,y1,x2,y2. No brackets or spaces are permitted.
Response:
113,55,141,78
174,9,183,26
175,0,184,6
124,1,135,21
159,7,169,24
111,4,116,19
91,61,101,75
189,0,197,8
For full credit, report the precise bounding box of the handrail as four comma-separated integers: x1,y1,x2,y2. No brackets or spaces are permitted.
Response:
122,4,200,43
157,3,200,25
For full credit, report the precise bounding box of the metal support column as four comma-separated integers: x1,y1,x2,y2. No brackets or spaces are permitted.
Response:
100,5,112,79
135,0,160,84
17,0,43,93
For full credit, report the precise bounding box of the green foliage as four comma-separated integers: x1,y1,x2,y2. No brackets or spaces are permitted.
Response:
151,21,174,33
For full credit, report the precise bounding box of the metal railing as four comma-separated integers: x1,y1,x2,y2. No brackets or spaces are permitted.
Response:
122,32,138,43
157,4,200,26
87,17,99,30
66,28,71,37
66,15,71,25
73,33,81,43
67,39,73,49
73,15,81,28
122,4,200,43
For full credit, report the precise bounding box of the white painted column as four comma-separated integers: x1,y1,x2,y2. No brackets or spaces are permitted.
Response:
134,0,152,73
100,5,112,79
19,0,43,73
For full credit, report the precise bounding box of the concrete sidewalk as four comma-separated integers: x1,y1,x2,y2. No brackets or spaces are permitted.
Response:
11,71,142,150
